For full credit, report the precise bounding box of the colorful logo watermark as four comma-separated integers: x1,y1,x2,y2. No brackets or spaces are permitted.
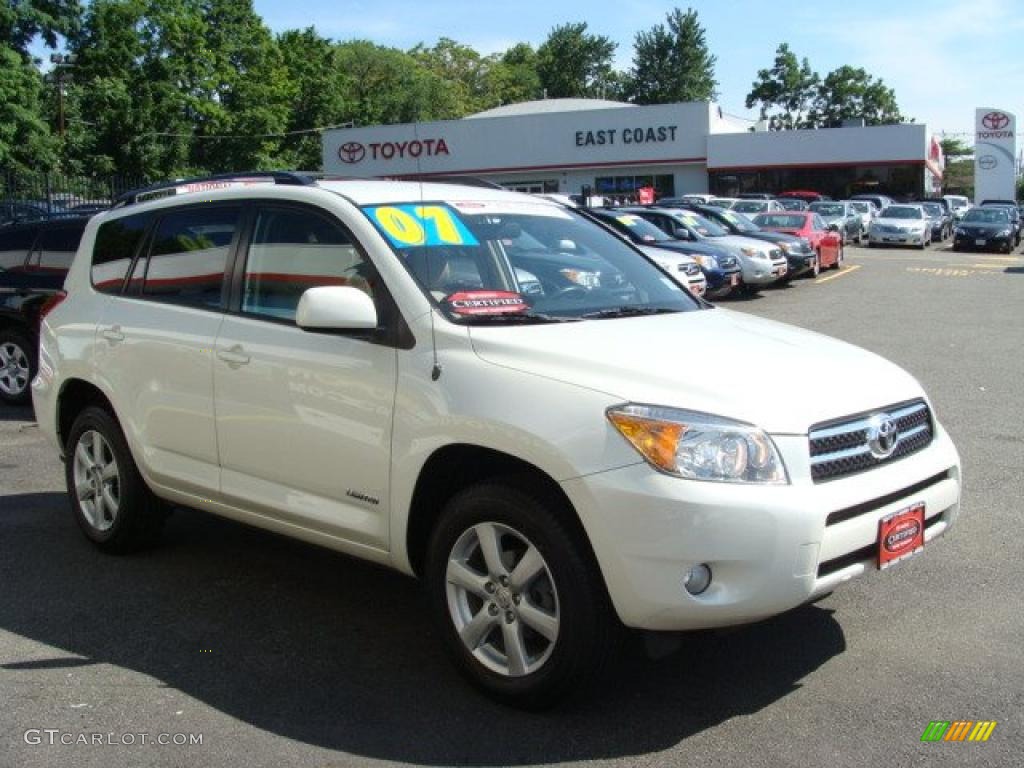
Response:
921,721,997,742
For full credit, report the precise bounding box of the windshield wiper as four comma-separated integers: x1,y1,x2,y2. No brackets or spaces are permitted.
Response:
456,311,580,325
582,306,683,320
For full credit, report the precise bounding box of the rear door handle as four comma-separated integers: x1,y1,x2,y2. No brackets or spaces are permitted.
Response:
100,325,124,344
216,344,250,368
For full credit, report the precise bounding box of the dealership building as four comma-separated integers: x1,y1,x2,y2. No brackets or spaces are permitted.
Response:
321,99,943,201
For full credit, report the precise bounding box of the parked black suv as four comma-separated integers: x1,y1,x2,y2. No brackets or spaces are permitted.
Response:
0,218,88,404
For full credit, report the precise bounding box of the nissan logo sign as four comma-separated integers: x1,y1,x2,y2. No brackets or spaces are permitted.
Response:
338,142,366,164
981,111,1010,130
978,155,998,170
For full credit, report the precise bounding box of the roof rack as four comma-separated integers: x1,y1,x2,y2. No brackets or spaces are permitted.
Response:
112,171,323,208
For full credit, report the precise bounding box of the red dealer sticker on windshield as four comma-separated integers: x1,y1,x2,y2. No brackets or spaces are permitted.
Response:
443,291,529,315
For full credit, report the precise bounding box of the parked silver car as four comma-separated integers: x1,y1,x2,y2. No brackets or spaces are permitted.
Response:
809,202,864,244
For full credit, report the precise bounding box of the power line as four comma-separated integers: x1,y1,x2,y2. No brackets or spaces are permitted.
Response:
138,121,356,140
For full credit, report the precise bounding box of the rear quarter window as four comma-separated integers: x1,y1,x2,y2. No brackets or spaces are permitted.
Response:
92,213,153,294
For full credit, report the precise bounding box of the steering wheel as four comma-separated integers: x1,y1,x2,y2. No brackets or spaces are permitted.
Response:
549,285,589,301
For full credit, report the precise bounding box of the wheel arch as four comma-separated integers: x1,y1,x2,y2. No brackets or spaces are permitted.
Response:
404,443,601,583
57,378,119,453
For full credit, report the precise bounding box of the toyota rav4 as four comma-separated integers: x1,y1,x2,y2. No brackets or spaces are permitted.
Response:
33,173,962,708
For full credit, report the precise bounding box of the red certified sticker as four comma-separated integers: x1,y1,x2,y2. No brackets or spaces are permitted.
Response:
443,291,529,315
878,503,925,569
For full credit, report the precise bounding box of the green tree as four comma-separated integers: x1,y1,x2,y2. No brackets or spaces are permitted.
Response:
939,137,971,158
536,22,617,99
484,43,541,105
410,37,491,114
0,46,59,172
810,65,904,127
1,0,81,55
745,43,819,130
627,7,717,104
277,27,344,170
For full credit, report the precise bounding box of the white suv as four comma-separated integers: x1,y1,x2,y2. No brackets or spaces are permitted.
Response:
33,174,962,708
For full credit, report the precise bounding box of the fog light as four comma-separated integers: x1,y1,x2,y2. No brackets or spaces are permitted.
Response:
683,564,712,595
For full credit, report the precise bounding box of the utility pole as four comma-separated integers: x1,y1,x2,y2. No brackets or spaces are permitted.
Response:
49,53,77,139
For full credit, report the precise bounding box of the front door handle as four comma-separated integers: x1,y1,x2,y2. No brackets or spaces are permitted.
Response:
216,344,250,368
100,325,124,344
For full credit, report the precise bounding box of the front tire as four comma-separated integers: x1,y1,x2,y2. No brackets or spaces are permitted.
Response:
426,480,616,709
65,406,166,553
0,329,35,406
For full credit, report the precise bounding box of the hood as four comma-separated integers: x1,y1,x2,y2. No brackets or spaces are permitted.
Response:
737,230,801,245
643,238,734,259
958,221,1008,233
702,233,778,255
639,245,695,265
876,217,926,228
467,308,923,435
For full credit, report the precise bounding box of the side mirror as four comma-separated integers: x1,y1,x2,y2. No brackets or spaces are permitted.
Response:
296,286,378,331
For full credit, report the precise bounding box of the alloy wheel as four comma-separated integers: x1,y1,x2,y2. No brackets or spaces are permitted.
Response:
446,522,560,677
72,430,121,532
0,342,30,397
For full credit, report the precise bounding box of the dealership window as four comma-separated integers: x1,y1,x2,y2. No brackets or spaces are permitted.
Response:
594,174,674,202
709,164,925,201
503,180,559,194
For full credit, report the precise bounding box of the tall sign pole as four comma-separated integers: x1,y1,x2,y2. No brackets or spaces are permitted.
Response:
974,108,1016,202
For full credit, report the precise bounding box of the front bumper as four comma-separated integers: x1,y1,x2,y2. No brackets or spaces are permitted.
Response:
953,234,1012,252
869,230,928,246
704,267,742,295
785,252,816,275
561,423,961,631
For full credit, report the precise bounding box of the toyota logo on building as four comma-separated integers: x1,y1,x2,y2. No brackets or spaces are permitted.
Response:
978,155,998,170
981,111,1010,130
866,413,899,459
338,142,366,164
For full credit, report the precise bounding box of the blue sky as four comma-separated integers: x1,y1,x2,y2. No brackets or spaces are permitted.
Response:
255,0,1024,140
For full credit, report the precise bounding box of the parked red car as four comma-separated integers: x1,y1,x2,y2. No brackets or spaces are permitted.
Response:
777,190,830,204
751,212,844,271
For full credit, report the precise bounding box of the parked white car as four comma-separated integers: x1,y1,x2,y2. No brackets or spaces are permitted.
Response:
732,199,784,215
845,199,878,233
34,174,962,708
943,195,971,221
637,245,707,297
868,204,932,249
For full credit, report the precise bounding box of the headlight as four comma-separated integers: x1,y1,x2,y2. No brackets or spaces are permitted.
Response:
693,254,718,269
997,229,1012,237
607,404,788,484
954,227,965,235
740,247,762,258
778,242,793,253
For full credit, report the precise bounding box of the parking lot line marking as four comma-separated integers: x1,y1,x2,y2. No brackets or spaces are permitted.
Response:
815,264,861,283
974,256,1021,262
966,264,1009,269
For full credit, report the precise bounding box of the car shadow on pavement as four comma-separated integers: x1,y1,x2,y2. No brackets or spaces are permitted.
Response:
0,405,34,422
0,494,847,766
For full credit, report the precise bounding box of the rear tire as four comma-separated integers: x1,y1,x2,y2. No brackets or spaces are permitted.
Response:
425,479,617,709
65,406,166,553
0,328,35,406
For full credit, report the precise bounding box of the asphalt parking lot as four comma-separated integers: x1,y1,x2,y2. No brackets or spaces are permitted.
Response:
1,242,1022,768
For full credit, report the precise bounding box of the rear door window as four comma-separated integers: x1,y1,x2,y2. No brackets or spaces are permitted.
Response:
33,224,85,273
0,227,38,271
140,207,240,309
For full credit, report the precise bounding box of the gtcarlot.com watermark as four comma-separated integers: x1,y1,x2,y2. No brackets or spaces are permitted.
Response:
24,729,203,747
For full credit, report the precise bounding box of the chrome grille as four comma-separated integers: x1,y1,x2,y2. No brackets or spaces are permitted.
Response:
683,264,701,276
809,400,933,482
719,255,738,268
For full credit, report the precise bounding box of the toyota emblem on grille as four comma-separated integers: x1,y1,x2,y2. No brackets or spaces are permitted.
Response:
866,413,899,459
338,142,366,164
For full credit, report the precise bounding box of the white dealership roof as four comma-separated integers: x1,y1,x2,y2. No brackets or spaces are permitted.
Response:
465,98,636,120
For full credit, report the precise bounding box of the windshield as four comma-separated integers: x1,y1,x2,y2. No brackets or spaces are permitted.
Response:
922,203,943,216
881,206,923,219
809,203,844,216
732,201,768,213
671,211,729,237
361,200,701,322
714,209,758,232
597,212,673,243
963,208,1009,224
848,202,872,214
752,213,807,229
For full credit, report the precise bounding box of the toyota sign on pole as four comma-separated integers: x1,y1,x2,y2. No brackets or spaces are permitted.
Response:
974,108,1016,202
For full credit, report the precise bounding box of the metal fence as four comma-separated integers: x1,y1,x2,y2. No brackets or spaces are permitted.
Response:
1,169,147,226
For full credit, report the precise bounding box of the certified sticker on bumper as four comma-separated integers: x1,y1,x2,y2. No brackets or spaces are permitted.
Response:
878,503,925,569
